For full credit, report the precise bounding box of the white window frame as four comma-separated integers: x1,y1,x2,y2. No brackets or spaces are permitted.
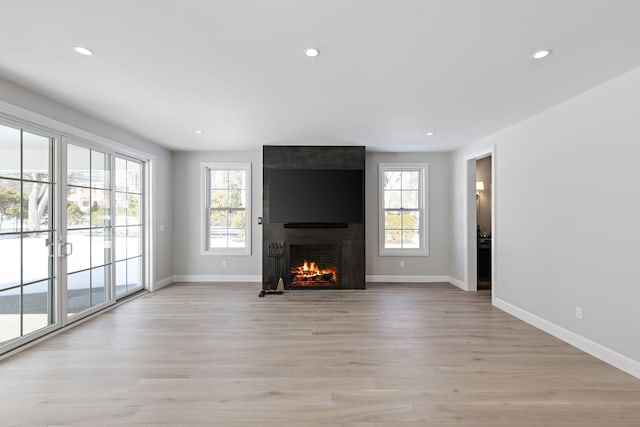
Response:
201,162,251,256
378,162,429,256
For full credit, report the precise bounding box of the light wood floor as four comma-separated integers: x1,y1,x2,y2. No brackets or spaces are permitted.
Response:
1,282,640,426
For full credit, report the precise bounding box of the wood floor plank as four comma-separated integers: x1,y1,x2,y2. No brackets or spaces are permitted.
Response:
1,282,639,425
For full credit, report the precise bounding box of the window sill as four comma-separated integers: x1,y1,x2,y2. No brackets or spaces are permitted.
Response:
379,248,428,257
202,248,251,256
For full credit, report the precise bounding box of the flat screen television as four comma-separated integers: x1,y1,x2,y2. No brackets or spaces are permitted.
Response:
268,168,363,225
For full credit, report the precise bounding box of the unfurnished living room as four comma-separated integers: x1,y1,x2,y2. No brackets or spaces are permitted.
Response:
1,1,640,425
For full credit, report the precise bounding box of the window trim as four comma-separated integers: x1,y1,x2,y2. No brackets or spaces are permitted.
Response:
201,162,251,256
378,162,429,257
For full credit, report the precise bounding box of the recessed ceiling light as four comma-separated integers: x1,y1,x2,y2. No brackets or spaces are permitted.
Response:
74,46,94,56
426,131,435,136
305,48,320,58
194,130,203,135
532,49,552,60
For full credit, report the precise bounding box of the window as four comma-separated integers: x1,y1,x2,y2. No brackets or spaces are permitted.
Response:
379,163,428,256
202,162,251,255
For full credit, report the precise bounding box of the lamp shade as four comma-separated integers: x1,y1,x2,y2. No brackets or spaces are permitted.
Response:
476,181,485,191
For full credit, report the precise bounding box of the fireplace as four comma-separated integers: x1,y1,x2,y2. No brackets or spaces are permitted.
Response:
287,242,340,289
262,146,365,291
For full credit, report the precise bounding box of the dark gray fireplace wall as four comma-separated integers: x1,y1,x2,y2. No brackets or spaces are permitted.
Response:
262,146,366,290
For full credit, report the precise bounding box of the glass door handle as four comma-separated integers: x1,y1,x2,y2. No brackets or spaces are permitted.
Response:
58,242,73,257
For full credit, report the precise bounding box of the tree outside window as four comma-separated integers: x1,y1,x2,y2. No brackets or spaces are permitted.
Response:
0,176,49,233
0,186,21,231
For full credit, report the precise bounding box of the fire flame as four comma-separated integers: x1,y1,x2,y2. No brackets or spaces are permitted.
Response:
290,260,337,284
302,260,318,274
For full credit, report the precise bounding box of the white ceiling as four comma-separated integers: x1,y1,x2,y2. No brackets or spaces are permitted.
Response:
1,0,640,152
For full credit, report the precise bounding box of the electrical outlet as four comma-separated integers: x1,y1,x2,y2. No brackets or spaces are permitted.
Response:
222,259,227,268
400,260,405,268
575,306,583,320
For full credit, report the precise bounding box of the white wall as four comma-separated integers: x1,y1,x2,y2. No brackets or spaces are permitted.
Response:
172,150,451,283
0,76,174,289
150,151,174,287
366,151,450,281
449,66,640,370
172,151,262,281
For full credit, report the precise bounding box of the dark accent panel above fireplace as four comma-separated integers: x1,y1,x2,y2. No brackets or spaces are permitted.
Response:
262,146,365,290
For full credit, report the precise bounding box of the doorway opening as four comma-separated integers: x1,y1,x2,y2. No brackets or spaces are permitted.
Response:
464,147,495,297
475,156,492,291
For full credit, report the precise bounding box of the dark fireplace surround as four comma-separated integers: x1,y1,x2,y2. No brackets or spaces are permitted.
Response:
262,146,366,290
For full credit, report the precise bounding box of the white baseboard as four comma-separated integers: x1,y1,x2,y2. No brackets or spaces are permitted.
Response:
366,275,451,283
494,297,640,380
172,274,261,283
448,276,466,290
152,275,174,292
171,274,462,287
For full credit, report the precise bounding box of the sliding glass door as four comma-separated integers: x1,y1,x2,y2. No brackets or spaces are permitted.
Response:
114,156,144,297
63,143,113,318
0,123,55,345
0,119,148,353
